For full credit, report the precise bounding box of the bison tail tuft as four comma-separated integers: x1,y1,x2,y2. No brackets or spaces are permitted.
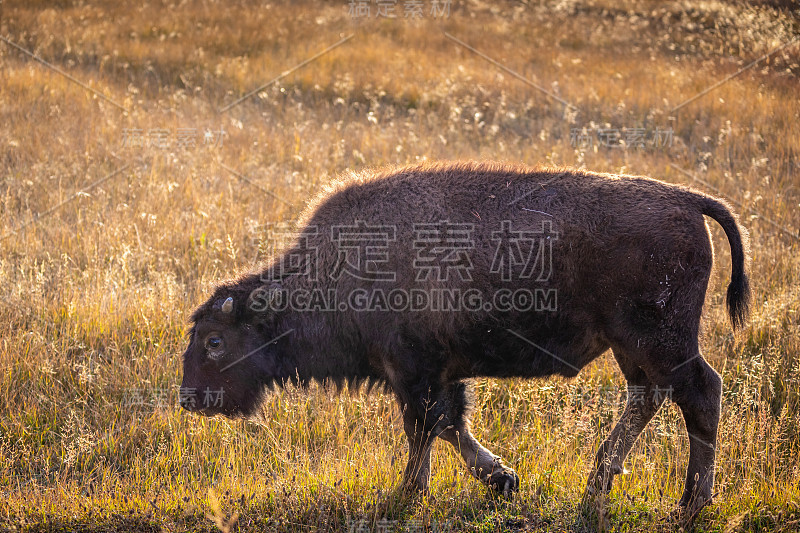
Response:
727,269,751,331
699,195,752,331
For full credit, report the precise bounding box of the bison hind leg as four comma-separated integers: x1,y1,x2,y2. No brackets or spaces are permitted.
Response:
671,355,721,515
591,338,721,517
587,347,667,496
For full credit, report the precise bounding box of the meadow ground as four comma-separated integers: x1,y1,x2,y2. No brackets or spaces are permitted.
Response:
1,0,799,531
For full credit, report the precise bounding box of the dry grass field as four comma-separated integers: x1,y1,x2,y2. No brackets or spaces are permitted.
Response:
1,0,799,531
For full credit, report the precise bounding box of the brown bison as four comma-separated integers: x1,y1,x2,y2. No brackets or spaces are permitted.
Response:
180,161,749,513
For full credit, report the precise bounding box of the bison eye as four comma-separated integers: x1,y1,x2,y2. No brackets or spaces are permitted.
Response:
205,335,224,353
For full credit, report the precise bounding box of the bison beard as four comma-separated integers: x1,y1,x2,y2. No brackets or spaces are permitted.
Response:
180,161,750,516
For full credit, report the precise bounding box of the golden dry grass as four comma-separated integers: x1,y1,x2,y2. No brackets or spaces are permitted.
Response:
1,0,799,531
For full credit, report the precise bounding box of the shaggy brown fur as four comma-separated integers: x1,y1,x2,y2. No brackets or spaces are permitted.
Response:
180,161,750,514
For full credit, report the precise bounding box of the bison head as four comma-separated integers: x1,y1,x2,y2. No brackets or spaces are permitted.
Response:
179,287,293,418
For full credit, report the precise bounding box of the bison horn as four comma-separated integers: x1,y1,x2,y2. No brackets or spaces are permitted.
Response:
221,297,234,314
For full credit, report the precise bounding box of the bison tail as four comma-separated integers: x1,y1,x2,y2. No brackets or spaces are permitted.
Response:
700,196,751,331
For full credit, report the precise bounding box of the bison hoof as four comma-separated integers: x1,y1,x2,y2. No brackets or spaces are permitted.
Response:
488,469,520,497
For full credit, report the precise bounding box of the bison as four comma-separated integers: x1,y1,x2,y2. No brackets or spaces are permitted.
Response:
180,161,749,513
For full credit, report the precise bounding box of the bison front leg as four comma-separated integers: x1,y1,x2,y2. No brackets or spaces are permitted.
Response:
400,407,435,492
398,383,450,492
438,425,519,496
397,381,518,496
436,382,520,496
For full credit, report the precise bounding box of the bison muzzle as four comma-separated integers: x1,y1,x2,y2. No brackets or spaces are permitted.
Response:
180,162,750,514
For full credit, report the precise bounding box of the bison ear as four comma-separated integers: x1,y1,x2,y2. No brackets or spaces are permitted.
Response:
221,297,234,314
